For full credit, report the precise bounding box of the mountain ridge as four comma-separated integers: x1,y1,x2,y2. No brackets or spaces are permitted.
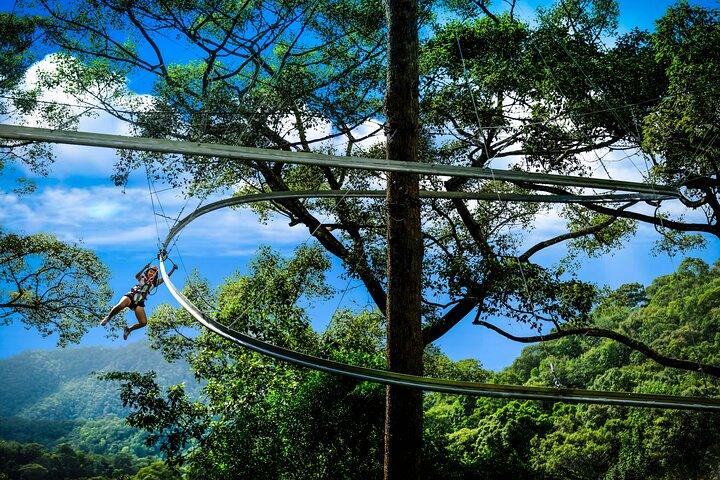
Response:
0,341,201,456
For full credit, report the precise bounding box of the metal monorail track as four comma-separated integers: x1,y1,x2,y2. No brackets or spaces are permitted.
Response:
0,124,678,196
159,191,720,411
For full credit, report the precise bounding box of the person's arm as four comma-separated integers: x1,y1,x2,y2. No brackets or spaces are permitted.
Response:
155,264,177,287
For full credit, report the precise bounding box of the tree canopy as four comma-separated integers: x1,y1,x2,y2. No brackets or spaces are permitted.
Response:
0,12,114,345
0,230,112,345
3,0,719,477
0,440,176,480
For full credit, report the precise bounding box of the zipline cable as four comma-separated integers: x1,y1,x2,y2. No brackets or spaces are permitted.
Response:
144,166,194,281
144,163,163,248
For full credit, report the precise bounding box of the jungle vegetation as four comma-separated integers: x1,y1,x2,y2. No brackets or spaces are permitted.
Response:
104,250,720,479
0,0,718,477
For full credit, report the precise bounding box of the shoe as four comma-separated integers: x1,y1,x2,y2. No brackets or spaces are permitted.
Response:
100,316,110,326
123,326,130,340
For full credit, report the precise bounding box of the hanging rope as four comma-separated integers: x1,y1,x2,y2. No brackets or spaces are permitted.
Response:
142,158,197,299
144,163,163,249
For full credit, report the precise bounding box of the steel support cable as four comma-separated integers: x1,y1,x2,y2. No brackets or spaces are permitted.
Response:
158,190,720,411
0,125,680,196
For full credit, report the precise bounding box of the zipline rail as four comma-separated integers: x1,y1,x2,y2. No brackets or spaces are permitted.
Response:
0,124,680,196
159,190,720,411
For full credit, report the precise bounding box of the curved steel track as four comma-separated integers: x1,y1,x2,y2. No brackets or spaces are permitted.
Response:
159,191,720,411
0,125,680,196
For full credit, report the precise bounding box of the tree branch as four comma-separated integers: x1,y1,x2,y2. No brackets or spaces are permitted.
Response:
472,0,499,23
518,181,718,237
422,296,479,345
518,206,630,261
475,320,720,377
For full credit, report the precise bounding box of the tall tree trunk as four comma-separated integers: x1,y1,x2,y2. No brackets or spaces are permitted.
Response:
384,0,423,479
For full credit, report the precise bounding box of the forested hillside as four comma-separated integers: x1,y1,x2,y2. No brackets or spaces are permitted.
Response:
0,342,200,456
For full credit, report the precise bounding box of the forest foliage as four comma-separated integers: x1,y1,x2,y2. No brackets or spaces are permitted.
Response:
104,248,720,480
4,255,719,479
0,342,201,461
424,257,720,479
0,440,178,480
0,0,719,477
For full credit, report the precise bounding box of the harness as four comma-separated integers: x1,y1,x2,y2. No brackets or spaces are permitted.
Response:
129,256,178,305
129,275,157,304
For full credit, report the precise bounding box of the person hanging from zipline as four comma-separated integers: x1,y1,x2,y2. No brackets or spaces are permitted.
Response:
100,252,178,340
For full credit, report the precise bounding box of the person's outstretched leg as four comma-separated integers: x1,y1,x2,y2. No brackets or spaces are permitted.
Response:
100,296,131,326
124,306,148,340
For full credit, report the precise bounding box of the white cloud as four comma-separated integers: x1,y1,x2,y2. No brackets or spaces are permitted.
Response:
3,54,148,178
84,224,159,246
0,186,153,242
5,54,386,179
527,205,566,234
0,184,308,256
339,120,386,153
0,54,375,262
2,54,706,269
278,112,385,156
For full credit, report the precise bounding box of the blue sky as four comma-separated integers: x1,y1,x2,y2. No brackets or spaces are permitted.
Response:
0,0,718,371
